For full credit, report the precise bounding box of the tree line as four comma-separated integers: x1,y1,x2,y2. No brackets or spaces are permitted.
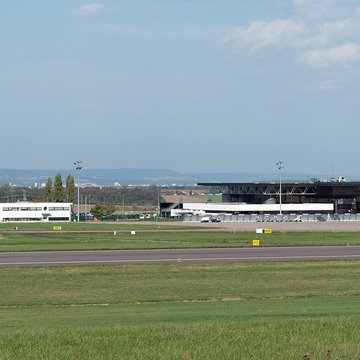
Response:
0,180,161,206
43,174,76,203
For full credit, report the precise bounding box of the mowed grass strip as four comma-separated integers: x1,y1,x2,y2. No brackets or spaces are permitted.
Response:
1,317,359,360
0,222,193,232
0,261,359,306
1,294,360,328
1,231,360,251
1,261,360,359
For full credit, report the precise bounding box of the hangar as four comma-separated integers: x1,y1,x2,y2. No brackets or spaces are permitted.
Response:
161,178,360,219
197,179,360,214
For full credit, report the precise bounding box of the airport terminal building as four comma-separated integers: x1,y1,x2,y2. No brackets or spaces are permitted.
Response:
161,179,360,220
0,202,72,222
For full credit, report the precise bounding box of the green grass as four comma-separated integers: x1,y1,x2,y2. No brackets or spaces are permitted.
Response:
1,231,360,251
0,261,360,359
0,221,191,231
1,261,360,306
1,318,359,360
1,223,360,359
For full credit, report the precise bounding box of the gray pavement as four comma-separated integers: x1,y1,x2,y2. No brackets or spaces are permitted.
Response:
1,246,360,267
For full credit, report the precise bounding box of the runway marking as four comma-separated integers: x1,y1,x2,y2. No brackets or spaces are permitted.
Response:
1,254,360,266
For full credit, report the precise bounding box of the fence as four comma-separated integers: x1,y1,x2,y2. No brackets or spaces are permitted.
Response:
182,213,360,223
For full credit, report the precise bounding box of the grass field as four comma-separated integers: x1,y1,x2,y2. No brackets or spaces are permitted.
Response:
1,261,360,359
1,230,360,251
0,222,191,232
1,225,360,358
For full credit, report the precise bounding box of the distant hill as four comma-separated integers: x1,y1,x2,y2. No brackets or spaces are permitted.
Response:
0,168,347,187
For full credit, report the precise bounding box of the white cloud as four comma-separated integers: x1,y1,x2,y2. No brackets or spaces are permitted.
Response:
225,18,360,53
77,3,104,16
301,43,360,67
224,1,360,69
296,19,360,49
224,19,304,52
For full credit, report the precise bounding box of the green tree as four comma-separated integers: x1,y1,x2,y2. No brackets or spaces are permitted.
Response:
104,204,117,216
44,177,53,202
65,175,75,203
90,204,104,219
53,174,64,202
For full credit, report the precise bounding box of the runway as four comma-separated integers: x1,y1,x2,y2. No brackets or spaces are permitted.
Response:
1,246,360,266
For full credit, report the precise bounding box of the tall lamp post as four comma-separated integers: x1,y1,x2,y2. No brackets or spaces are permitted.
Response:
157,189,161,222
276,161,284,215
74,161,83,222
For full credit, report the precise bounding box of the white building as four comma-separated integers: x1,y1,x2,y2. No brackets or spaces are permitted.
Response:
0,202,72,222
170,202,334,217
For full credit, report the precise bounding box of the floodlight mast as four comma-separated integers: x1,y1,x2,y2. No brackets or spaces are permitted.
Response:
74,161,83,222
276,161,284,215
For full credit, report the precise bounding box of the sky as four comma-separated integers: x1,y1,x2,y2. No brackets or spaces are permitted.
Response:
1,0,360,177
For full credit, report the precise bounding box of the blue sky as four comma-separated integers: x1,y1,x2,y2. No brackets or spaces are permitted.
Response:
1,0,360,177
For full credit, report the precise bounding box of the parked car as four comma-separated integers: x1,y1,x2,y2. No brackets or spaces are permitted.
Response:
316,215,327,222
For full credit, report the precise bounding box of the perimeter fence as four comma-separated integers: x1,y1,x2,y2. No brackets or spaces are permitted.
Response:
183,213,360,223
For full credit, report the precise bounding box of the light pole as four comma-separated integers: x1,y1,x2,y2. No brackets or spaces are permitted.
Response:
157,189,160,222
276,161,284,215
74,161,82,222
